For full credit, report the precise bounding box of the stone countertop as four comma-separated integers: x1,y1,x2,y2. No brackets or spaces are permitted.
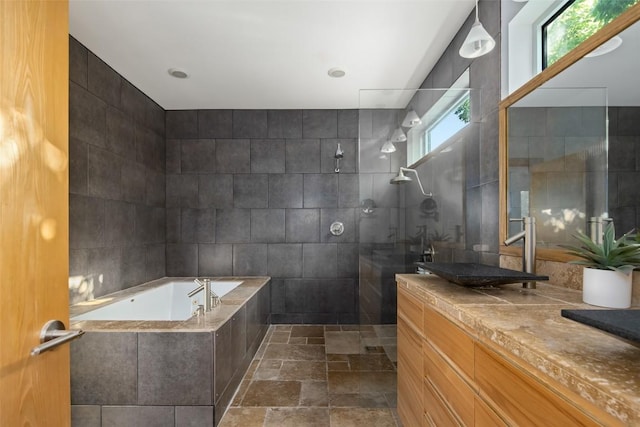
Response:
70,276,270,332
396,273,640,426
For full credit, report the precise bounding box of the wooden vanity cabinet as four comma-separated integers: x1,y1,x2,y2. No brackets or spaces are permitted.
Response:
397,283,619,427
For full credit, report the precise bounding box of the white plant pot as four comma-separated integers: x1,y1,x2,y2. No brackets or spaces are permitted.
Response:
582,267,632,309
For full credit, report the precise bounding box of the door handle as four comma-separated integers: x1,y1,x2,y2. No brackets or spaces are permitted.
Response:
30,320,84,356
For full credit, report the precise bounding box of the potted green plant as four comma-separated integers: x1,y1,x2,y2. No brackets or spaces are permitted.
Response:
561,223,640,308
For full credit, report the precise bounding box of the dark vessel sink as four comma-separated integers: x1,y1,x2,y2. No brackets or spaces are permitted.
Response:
414,262,549,287
561,309,640,346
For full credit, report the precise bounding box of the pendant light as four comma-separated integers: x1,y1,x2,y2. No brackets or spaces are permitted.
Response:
402,109,421,128
459,0,495,59
380,140,397,153
390,127,407,143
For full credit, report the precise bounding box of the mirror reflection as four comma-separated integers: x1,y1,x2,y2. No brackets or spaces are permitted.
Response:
506,19,640,246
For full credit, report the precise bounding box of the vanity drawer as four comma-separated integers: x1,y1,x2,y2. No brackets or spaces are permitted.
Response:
423,304,474,380
423,376,460,427
475,344,598,427
398,285,424,333
475,396,508,427
423,340,474,426
398,316,424,427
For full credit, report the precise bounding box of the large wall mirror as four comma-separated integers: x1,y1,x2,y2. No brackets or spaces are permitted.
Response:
500,3,640,261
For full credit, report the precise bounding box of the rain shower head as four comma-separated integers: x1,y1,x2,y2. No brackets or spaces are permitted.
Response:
390,167,432,197
390,169,412,184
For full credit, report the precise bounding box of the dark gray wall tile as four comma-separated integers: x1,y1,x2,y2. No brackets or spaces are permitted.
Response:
267,244,303,277
69,138,88,195
233,110,268,138
251,209,285,243
166,139,181,174
84,247,123,297
199,174,233,208
286,209,320,243
166,244,198,276
71,405,100,427
120,80,147,124
138,332,213,405
234,174,268,208
145,244,166,280
216,139,250,173
286,139,320,173
70,194,105,249
167,174,199,208
106,106,135,158
269,174,303,208
198,244,233,276
338,110,358,138
146,169,166,207
304,174,338,208
251,139,285,173
338,174,359,208
71,332,137,405
87,52,121,107
233,244,268,276
181,139,216,173
101,406,174,427
268,110,302,138
69,37,88,88
70,82,106,148
175,406,215,427
104,200,135,246
215,209,251,243
320,208,356,243
302,243,337,278
303,110,337,138
121,246,147,287
166,110,198,139
198,109,232,138
321,138,357,173
337,243,359,278
181,208,215,243
135,125,165,172
121,161,146,203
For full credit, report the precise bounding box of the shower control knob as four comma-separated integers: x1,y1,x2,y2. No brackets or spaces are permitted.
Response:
330,221,344,236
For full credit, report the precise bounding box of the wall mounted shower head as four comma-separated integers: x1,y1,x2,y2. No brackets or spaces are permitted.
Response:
335,143,344,159
390,167,432,197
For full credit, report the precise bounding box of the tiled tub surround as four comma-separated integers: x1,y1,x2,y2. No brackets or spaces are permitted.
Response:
397,274,640,425
70,277,270,427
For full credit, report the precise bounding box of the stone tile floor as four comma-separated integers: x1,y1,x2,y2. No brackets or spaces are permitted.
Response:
219,324,400,427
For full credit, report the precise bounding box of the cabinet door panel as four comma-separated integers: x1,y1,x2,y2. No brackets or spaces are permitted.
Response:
475,396,508,427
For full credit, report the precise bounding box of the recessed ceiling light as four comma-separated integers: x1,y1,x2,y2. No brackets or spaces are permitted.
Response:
168,68,189,79
328,67,346,78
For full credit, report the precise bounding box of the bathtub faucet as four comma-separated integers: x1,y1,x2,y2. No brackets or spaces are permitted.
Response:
188,278,220,312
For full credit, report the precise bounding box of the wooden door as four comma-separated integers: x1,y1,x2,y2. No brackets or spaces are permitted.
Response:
0,1,70,425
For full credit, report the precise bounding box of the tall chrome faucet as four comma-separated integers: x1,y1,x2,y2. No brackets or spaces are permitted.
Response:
187,278,219,312
504,217,537,289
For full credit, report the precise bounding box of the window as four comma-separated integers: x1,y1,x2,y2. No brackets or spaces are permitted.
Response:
542,0,639,69
423,94,469,153
406,70,471,165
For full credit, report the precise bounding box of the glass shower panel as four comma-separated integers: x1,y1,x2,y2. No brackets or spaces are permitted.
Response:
357,88,477,372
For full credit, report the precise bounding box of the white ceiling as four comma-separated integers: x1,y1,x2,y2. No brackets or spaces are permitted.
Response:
69,0,476,110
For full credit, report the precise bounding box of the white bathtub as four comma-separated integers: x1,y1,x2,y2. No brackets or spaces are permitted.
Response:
72,280,243,321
